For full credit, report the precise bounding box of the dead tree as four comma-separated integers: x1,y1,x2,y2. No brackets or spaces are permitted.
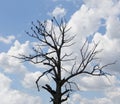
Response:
17,17,115,104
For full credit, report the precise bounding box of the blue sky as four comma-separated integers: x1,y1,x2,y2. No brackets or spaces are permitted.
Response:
0,0,82,35
0,0,120,104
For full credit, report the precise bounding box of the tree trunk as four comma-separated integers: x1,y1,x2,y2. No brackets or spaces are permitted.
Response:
53,49,62,104
53,82,61,104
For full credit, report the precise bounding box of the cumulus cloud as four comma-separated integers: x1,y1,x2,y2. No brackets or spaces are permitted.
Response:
67,0,120,75
0,35,15,44
22,71,50,89
51,6,66,18
0,52,27,73
0,40,31,73
0,72,11,90
105,86,120,104
0,90,42,104
68,4,101,40
93,32,120,73
8,40,31,56
61,0,120,103
65,84,120,104
106,16,120,39
76,75,116,91
0,72,42,104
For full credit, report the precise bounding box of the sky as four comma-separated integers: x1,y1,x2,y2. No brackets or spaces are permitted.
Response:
0,0,120,104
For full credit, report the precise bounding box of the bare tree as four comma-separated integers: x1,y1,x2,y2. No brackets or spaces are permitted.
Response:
16,17,115,104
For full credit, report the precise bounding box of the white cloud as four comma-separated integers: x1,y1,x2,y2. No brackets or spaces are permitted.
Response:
83,0,114,8
0,35,15,44
68,4,101,39
51,6,66,18
0,52,27,73
65,86,120,104
0,72,11,90
0,90,42,104
0,40,31,73
8,40,31,56
62,0,120,103
93,32,120,73
0,39,44,103
106,16,120,39
105,86,120,104
66,0,120,74
77,75,117,91
22,71,50,89
0,72,42,104
67,0,120,42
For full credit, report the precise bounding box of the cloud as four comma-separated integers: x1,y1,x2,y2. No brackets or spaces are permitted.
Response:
0,89,42,104
65,85,120,104
62,0,120,103
0,39,44,104
78,75,118,91
106,16,120,39
66,0,120,74
0,72,42,104
68,4,101,40
105,86,120,104
8,40,31,56
0,35,15,44
67,0,120,42
51,6,66,18
0,72,11,90
93,32,120,73
0,40,31,73
0,52,27,73
68,94,113,104
22,71,50,89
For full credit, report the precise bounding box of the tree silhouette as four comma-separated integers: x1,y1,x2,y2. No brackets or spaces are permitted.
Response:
17,17,115,104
